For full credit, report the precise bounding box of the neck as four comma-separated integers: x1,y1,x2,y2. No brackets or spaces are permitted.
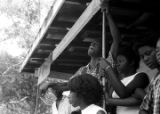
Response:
122,68,136,77
80,103,90,110
90,57,100,67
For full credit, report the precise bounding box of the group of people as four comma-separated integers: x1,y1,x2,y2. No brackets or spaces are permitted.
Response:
40,1,160,114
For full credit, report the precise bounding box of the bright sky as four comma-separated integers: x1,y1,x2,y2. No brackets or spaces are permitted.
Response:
0,13,25,57
0,39,26,57
0,14,13,29
0,0,55,57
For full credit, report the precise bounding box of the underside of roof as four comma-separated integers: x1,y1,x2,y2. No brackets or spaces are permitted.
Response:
20,0,160,74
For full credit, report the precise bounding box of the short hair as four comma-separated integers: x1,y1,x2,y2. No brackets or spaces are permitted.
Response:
68,74,103,105
118,45,140,70
90,38,110,57
134,41,156,53
47,83,63,98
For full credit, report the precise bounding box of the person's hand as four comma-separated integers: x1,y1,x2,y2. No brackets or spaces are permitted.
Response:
105,92,110,105
99,58,111,79
99,58,111,70
39,81,50,91
100,0,110,14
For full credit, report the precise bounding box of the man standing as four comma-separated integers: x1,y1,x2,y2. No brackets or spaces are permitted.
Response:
139,38,160,114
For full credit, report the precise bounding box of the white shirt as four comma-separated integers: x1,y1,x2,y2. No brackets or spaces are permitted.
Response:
52,97,79,114
82,104,107,114
112,73,139,114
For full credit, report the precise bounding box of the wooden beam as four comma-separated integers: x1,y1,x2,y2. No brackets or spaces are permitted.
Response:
52,0,101,62
66,0,91,5
48,26,68,34
32,53,49,59
40,38,59,45
22,68,35,73
56,59,87,64
20,0,65,72
38,44,55,50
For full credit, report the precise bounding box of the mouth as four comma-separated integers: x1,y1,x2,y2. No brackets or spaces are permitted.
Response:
145,62,154,68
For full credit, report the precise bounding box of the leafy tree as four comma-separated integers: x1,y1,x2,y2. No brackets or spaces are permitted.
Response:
0,0,56,113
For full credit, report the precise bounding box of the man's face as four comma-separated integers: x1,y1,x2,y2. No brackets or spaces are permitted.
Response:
138,46,157,69
156,39,160,64
88,40,101,57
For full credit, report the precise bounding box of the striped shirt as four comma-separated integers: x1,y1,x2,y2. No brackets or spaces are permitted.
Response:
140,73,160,114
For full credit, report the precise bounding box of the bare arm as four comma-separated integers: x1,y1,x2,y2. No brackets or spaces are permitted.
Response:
133,88,146,100
106,97,142,106
105,66,149,98
100,0,120,60
97,110,106,114
39,67,84,92
106,12,120,60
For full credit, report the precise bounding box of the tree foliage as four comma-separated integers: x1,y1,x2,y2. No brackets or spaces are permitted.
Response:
0,0,55,113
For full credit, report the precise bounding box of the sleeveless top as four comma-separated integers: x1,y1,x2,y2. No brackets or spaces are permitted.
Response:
52,97,79,114
112,73,140,114
82,104,107,114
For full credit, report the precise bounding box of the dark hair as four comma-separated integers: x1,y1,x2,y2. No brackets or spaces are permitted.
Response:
134,41,156,54
68,74,103,105
48,83,63,98
118,45,140,70
91,38,110,57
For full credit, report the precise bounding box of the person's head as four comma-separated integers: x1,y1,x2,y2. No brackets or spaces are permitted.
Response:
68,74,103,108
116,46,140,75
156,37,160,65
136,41,158,69
88,38,102,57
47,83,63,99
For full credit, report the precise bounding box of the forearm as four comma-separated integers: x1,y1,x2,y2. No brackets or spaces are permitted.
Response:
106,13,120,42
107,97,141,106
105,68,131,98
106,12,120,58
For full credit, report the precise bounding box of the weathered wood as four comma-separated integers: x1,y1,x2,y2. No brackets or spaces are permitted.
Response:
19,0,65,72
52,0,101,62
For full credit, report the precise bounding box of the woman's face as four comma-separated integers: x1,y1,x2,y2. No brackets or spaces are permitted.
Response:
138,46,157,69
88,40,101,57
68,91,81,107
116,55,128,73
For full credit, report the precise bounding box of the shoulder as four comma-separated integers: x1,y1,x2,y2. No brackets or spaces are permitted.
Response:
133,72,149,87
91,104,107,114
97,110,106,114
71,65,87,79
134,72,149,81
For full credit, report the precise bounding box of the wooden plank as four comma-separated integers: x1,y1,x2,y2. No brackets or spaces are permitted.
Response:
52,0,101,62
20,0,65,72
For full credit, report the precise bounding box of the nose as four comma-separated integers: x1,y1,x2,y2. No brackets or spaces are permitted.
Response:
143,55,149,63
156,48,159,53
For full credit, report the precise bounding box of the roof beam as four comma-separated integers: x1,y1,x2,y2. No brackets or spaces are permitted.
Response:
19,0,65,72
52,0,101,62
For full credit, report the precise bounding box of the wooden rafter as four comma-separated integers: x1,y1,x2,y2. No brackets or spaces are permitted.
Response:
19,0,65,72
52,0,101,62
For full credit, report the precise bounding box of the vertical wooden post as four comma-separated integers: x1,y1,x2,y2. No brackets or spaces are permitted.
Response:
102,9,106,109
34,86,39,114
